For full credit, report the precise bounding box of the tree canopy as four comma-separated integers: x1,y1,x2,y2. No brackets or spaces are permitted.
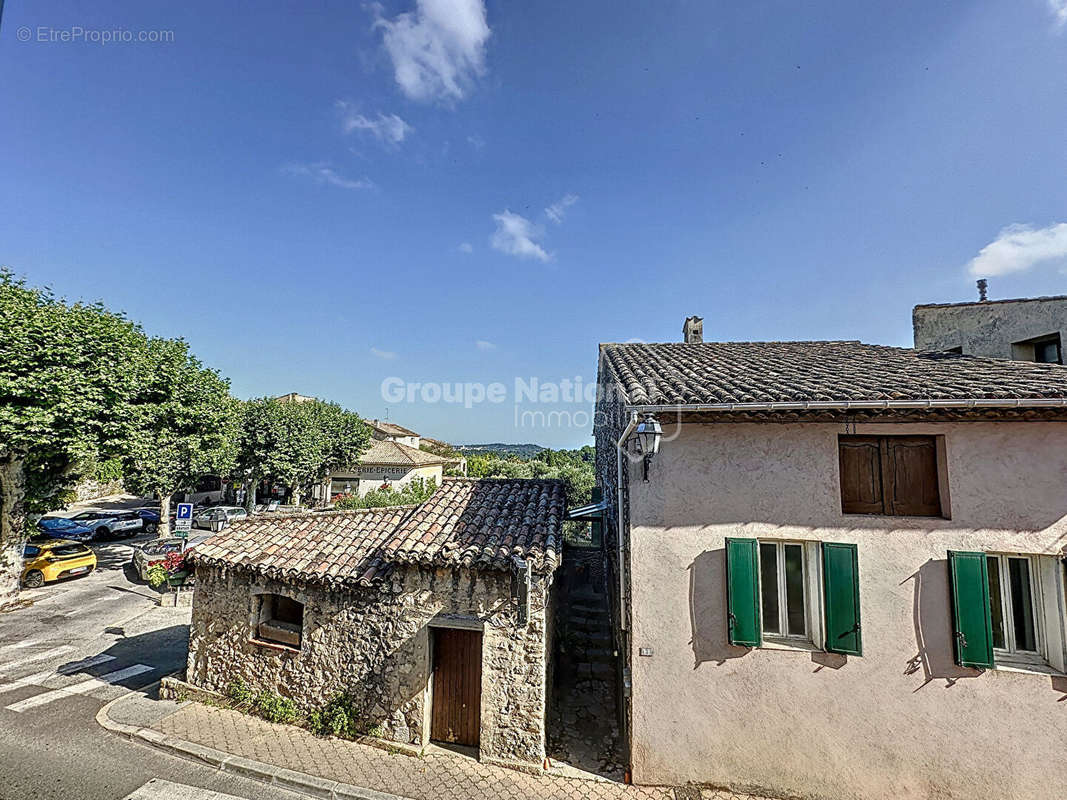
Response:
0,270,149,604
237,398,370,507
121,337,241,535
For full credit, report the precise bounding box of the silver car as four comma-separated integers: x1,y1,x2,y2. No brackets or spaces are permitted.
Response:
192,506,248,530
130,534,210,581
49,510,143,541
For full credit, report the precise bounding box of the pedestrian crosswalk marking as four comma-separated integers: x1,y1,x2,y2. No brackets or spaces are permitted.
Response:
0,653,116,695
0,645,75,673
6,663,154,712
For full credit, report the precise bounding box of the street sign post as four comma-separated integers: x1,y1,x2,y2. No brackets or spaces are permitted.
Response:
175,503,193,531
175,502,193,552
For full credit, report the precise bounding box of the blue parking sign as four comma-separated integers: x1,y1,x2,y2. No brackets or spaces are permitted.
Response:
176,502,193,531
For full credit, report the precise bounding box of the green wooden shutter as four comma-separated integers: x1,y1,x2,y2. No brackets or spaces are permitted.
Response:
725,538,761,647
948,551,995,669
822,542,862,656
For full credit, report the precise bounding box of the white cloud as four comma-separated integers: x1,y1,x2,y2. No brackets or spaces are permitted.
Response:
336,102,413,145
1050,1,1067,27
475,339,496,351
374,0,490,104
490,211,550,262
458,242,473,253
370,347,397,360
467,135,485,149
283,162,374,191
967,222,1067,277
545,193,579,224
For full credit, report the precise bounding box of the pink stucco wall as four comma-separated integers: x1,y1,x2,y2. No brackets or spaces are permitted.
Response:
627,420,1067,799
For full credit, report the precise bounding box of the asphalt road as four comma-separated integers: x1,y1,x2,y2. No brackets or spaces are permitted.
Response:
0,535,305,800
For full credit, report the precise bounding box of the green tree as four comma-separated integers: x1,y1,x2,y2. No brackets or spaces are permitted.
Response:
237,398,369,510
121,338,241,537
0,271,148,606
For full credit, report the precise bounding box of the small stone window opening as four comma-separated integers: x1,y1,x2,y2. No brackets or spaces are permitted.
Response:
256,594,304,649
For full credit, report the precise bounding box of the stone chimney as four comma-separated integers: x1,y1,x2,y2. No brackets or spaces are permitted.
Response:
977,279,988,302
683,316,703,344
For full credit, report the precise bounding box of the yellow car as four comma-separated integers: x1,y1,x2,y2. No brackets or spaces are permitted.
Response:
22,539,97,588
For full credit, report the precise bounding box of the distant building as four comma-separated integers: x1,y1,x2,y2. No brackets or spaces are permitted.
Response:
913,289,1066,364
274,392,316,404
364,418,421,449
326,439,452,499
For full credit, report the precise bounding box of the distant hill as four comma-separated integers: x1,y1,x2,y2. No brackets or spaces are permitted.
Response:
458,443,547,459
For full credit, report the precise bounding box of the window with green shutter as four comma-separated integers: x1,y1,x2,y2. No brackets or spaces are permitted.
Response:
725,538,761,647
948,551,995,669
821,542,862,656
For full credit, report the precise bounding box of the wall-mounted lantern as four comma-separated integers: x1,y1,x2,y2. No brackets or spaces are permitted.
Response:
634,413,662,481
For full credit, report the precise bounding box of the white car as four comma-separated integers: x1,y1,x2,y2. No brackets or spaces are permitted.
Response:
43,510,143,541
192,506,248,530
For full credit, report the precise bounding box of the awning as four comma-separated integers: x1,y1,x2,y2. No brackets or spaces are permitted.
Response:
566,499,608,521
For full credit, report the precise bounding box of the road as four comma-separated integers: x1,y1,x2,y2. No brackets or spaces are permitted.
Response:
0,535,305,800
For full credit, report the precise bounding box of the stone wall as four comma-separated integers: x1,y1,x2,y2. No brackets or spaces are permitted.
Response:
913,296,1067,358
186,562,553,767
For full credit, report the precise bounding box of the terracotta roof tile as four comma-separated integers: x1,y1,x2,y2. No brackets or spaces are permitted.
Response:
189,478,564,588
601,341,1067,407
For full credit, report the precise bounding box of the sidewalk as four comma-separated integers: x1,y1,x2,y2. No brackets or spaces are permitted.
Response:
100,691,760,800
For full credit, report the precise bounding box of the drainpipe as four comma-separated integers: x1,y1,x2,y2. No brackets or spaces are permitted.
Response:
614,411,639,632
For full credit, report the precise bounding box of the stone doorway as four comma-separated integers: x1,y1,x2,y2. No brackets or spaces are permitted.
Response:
547,545,624,780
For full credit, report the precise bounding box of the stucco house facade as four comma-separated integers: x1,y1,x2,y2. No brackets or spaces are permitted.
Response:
327,438,451,498
185,477,564,770
594,336,1067,799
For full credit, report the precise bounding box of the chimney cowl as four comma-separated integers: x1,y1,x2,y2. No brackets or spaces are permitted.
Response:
683,316,704,344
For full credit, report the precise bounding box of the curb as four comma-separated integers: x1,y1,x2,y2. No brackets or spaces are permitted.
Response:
97,692,414,800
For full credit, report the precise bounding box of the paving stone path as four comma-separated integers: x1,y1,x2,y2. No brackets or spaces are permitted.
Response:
152,703,766,800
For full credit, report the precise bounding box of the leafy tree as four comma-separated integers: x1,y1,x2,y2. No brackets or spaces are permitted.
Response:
333,476,437,510
0,270,148,606
237,398,369,510
121,337,241,537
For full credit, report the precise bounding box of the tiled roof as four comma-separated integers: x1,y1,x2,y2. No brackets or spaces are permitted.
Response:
600,341,1067,407
365,419,420,438
189,478,565,588
357,439,451,467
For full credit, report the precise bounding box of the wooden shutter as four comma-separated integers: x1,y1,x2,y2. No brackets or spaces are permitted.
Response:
822,542,862,655
725,538,761,647
838,437,884,514
884,437,941,517
948,551,995,669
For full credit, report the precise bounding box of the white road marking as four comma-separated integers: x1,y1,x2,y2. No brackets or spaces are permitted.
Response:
124,778,246,799
0,645,75,672
0,640,41,653
7,663,154,711
0,653,115,694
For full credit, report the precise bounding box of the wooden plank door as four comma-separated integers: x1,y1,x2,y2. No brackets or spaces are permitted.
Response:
431,628,482,747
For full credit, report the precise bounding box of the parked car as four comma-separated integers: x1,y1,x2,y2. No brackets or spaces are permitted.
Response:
192,506,248,530
131,534,211,582
55,510,143,540
34,517,95,543
22,540,97,588
133,507,161,534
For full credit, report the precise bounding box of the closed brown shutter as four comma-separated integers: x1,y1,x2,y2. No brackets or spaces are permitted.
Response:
839,436,884,514
884,437,941,516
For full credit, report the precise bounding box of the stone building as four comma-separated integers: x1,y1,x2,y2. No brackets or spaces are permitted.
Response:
913,292,1066,364
593,330,1067,799
185,477,564,770
326,438,453,498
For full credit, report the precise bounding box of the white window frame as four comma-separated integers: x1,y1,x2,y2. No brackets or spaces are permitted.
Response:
987,553,1067,674
757,540,824,651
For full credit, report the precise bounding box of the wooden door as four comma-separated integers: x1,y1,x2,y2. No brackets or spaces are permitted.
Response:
431,628,482,747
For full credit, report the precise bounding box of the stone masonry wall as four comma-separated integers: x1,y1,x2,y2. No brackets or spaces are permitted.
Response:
186,563,552,766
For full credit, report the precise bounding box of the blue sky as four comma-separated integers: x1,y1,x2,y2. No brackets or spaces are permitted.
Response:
3,1,1067,448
